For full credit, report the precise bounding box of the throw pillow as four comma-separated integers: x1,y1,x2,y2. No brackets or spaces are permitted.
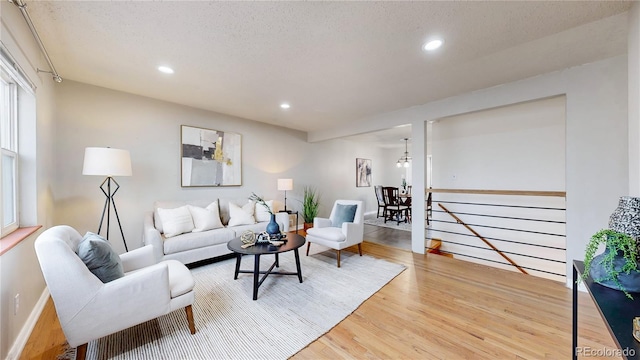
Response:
227,201,256,227
188,202,224,232
77,232,124,283
332,204,357,228
157,206,194,237
254,199,274,222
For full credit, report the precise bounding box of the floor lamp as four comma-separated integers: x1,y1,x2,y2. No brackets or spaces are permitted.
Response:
82,147,132,251
277,178,293,213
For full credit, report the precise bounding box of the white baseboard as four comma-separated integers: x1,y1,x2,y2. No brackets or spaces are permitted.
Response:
6,287,50,360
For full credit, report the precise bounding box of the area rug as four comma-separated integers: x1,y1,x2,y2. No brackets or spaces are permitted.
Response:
364,217,412,232
76,251,405,359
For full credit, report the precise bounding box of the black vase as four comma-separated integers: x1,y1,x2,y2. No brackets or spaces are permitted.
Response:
266,214,280,236
589,247,640,293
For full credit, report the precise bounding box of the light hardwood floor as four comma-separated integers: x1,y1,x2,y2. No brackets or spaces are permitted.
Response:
21,228,618,360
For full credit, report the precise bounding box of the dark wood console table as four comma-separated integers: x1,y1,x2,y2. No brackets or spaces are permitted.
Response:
573,260,640,359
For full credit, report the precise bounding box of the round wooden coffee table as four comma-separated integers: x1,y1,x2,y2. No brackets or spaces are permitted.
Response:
227,233,305,300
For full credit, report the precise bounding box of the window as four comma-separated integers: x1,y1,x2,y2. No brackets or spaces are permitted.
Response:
1,69,18,236
0,44,34,238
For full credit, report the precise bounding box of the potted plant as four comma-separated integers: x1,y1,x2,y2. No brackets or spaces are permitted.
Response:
582,228,640,299
301,186,320,231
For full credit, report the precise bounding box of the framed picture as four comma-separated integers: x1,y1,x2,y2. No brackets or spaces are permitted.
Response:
181,125,242,187
356,158,372,187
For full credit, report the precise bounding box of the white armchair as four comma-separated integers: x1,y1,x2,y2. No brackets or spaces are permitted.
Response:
34,225,196,360
305,200,364,267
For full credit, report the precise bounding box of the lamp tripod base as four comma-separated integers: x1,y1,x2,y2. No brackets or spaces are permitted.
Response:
97,177,128,252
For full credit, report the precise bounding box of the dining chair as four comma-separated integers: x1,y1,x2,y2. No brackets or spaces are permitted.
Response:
401,191,412,223
374,185,386,218
426,190,432,225
382,187,410,225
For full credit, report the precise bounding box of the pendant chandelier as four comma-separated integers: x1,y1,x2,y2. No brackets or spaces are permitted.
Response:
396,138,412,168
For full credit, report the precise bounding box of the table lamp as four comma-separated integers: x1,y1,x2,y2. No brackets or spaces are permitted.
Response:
277,178,293,213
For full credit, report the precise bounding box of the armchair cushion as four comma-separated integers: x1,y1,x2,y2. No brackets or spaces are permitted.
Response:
77,232,124,283
306,227,346,242
332,204,357,228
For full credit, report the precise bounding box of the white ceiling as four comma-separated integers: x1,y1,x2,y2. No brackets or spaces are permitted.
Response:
23,1,633,138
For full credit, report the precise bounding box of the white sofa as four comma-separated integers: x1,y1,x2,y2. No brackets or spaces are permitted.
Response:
143,198,290,265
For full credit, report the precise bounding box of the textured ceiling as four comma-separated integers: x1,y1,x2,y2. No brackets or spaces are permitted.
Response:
23,1,632,137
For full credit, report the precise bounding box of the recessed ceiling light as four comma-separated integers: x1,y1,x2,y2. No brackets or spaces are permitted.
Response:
280,103,291,109
423,39,444,51
158,66,174,74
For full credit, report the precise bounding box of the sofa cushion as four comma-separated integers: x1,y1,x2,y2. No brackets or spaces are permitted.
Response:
255,200,274,222
188,202,224,232
218,198,253,225
163,228,236,255
158,206,194,237
154,200,213,233
154,201,187,233
332,204,357,228
77,232,125,283
227,201,256,227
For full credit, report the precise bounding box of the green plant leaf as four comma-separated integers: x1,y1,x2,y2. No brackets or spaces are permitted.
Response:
300,186,320,223
580,228,638,299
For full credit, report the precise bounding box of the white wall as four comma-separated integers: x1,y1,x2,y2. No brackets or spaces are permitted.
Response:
1,3,57,359
630,3,640,196
53,81,387,253
432,96,566,190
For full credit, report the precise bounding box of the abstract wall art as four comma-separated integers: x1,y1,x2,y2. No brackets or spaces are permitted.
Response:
181,125,242,186
356,158,372,187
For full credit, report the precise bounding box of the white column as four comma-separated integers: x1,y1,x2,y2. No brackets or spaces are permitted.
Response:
629,3,640,196
411,120,426,254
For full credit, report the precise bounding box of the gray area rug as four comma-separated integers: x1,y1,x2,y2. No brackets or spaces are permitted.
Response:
80,251,405,359
364,217,412,232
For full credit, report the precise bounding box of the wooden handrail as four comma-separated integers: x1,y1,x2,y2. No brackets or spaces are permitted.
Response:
438,203,528,275
428,188,565,197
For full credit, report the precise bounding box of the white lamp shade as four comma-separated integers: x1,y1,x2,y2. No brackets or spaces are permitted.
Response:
82,147,132,177
277,178,293,191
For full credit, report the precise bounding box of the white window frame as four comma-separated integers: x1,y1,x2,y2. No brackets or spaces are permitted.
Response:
0,41,34,238
1,70,19,236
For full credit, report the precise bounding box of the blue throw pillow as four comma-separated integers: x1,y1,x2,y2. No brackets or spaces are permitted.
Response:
77,232,124,283
332,204,357,228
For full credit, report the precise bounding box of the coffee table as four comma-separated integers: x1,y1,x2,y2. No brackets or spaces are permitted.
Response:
227,233,305,300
